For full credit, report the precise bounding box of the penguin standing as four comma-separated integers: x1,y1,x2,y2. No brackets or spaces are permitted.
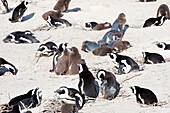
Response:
142,52,165,64
0,57,17,75
78,64,98,98
156,42,170,50
9,1,28,22
54,86,85,113
69,47,82,75
130,86,158,105
107,53,140,74
96,69,120,100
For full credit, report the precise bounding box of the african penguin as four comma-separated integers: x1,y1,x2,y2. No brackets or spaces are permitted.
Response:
130,86,158,105
9,1,28,22
42,10,63,21
142,52,165,64
53,0,71,12
46,16,72,27
92,46,115,56
157,4,170,20
107,53,140,74
54,86,85,113
3,30,40,44
156,42,170,50
81,41,100,52
0,57,17,75
139,0,156,2
1,0,10,13
85,22,111,30
78,64,99,98
9,88,42,111
36,41,58,57
143,16,167,27
96,69,120,100
69,46,82,75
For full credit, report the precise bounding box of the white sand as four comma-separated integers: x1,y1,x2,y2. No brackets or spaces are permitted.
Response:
0,0,170,112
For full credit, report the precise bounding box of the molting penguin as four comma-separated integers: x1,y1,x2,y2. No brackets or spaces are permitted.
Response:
156,42,170,50
46,16,72,27
9,88,42,111
96,69,120,100
107,53,140,74
0,57,17,75
78,64,98,98
3,30,40,44
143,16,167,27
142,52,165,64
54,86,85,113
9,1,28,22
1,0,10,13
53,0,71,12
36,41,58,57
130,86,158,105
42,10,63,21
69,46,82,75
81,41,100,52
85,22,111,30
157,4,170,20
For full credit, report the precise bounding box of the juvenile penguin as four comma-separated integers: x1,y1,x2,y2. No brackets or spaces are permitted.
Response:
53,0,71,12
9,88,42,110
85,22,111,30
156,42,170,50
0,57,17,75
107,53,140,74
1,0,10,13
36,41,58,57
157,4,170,20
81,41,100,52
142,52,165,64
46,16,72,27
96,69,120,100
3,30,40,44
116,13,126,33
143,16,167,27
69,46,82,75
130,86,158,105
78,64,98,98
42,10,63,21
92,46,115,56
9,1,28,22
54,86,85,113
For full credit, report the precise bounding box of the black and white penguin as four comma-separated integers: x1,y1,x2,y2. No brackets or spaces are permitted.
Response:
143,16,167,27
46,16,72,27
0,57,17,75
96,69,120,100
54,86,85,113
9,88,42,111
107,53,140,74
85,22,111,30
36,41,58,57
142,52,165,64
78,64,98,98
156,42,170,50
1,0,10,13
130,86,158,105
3,30,40,44
9,1,28,22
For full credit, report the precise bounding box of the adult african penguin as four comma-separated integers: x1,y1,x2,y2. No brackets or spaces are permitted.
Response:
96,69,120,100
130,86,158,105
156,42,170,50
78,64,98,98
0,57,17,75
3,30,40,44
107,53,140,74
9,1,28,22
142,52,165,64
143,16,167,27
54,86,85,113
36,41,58,57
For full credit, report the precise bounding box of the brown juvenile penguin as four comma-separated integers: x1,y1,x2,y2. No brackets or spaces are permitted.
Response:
117,13,126,30
157,4,170,20
93,22,112,30
92,46,115,56
69,47,82,75
42,10,63,21
1,0,10,13
53,0,71,12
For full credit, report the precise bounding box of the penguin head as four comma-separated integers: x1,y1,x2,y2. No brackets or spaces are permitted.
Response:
36,44,51,57
23,1,28,7
46,16,52,26
160,15,167,25
104,22,111,27
129,86,140,95
3,34,16,43
78,64,88,73
142,52,148,58
31,87,42,106
3,64,17,75
156,42,166,49
123,41,132,48
96,69,106,81
107,53,118,63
